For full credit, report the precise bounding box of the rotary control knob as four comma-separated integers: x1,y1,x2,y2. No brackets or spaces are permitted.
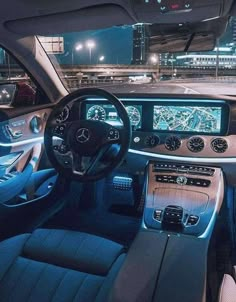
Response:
145,135,160,148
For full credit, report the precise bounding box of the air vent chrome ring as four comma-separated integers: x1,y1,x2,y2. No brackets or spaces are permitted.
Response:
211,138,228,153
187,137,205,153
165,136,181,151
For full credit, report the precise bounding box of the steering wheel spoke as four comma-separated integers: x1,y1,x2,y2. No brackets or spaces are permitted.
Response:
71,152,85,176
71,146,109,176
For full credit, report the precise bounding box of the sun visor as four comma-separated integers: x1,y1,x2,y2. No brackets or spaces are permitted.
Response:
4,4,136,36
148,18,228,53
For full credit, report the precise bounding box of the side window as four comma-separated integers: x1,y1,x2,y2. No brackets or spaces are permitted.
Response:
0,47,42,107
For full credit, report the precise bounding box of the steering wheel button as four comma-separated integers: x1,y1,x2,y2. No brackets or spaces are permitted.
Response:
59,143,69,154
54,125,66,136
108,129,119,141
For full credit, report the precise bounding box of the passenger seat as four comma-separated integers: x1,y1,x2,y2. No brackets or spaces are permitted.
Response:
218,269,236,302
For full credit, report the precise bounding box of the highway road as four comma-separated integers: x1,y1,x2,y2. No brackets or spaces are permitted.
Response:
83,81,236,95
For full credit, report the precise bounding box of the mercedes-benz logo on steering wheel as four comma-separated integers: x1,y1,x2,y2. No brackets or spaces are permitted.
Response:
76,128,90,143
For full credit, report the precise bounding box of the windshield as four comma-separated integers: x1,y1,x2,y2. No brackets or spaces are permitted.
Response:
39,19,236,95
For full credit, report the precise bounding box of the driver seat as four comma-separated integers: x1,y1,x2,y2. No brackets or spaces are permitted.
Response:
0,228,125,302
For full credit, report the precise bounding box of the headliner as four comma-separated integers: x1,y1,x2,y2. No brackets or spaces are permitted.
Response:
1,0,235,36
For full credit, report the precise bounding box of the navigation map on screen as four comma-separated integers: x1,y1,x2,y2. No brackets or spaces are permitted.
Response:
153,105,222,133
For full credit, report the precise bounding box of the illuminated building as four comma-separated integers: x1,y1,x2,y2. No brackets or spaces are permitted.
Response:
132,24,149,65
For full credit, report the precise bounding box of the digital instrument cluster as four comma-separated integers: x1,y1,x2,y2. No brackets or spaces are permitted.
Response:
85,101,226,135
86,104,142,129
57,98,227,137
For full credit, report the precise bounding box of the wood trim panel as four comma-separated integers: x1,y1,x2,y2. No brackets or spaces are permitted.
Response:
144,161,224,237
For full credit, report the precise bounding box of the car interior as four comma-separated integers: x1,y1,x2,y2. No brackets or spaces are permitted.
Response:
1,0,236,302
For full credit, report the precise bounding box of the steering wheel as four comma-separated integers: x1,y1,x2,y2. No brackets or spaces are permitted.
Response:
44,88,131,181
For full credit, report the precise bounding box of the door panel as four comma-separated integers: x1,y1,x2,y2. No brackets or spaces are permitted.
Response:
0,106,64,239
0,47,63,239
0,106,53,204
0,107,51,175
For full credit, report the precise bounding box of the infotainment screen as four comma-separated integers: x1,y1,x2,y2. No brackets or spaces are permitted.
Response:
86,104,142,129
153,105,222,133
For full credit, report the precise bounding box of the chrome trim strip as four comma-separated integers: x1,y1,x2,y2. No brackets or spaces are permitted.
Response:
128,149,236,163
0,137,44,147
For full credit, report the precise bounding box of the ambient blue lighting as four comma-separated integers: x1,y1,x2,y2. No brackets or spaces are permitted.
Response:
128,149,236,163
0,137,43,147
86,97,226,103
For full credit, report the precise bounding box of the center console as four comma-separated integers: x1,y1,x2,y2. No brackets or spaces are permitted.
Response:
144,161,224,237
110,161,225,302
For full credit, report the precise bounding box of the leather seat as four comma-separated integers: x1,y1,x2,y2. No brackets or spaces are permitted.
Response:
0,228,125,302
218,268,236,302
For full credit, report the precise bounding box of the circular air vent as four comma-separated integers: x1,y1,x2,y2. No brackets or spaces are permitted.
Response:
145,135,160,148
187,137,205,153
165,136,181,151
211,138,228,153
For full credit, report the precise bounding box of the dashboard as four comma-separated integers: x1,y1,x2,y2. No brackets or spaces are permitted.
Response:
84,98,234,159
53,96,236,160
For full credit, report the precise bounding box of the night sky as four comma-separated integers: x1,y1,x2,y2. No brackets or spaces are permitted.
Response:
53,26,133,65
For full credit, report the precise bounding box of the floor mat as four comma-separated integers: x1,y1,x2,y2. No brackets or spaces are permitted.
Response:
44,208,141,247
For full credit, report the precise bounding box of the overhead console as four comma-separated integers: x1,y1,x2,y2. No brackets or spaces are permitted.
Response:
131,0,234,23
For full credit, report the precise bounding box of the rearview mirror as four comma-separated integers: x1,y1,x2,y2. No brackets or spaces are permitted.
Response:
149,32,216,53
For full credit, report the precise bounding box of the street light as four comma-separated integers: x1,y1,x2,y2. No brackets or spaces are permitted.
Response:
99,55,105,63
150,55,158,64
72,43,83,66
86,40,96,64
75,44,83,51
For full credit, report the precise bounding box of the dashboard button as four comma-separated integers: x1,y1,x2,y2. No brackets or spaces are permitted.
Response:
176,176,188,186
154,210,163,222
187,215,199,226
134,136,141,143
